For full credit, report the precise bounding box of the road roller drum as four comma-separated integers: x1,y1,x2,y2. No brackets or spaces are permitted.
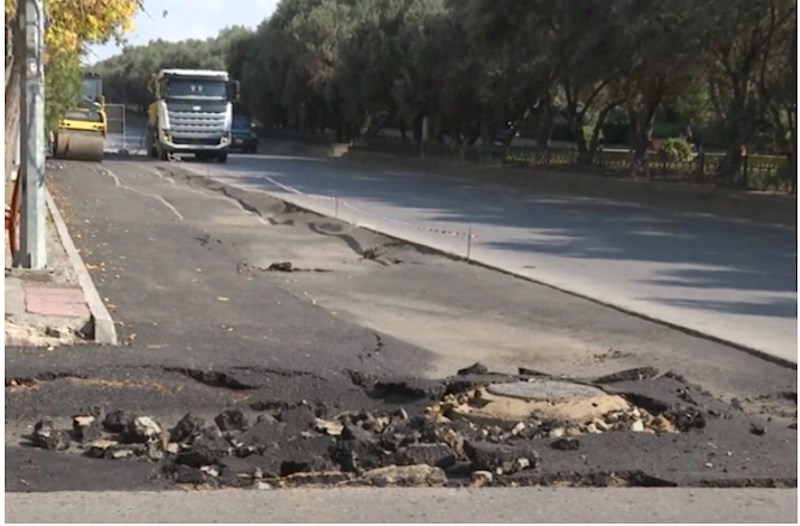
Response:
54,130,104,162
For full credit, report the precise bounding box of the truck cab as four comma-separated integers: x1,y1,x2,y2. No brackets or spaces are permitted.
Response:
146,69,240,162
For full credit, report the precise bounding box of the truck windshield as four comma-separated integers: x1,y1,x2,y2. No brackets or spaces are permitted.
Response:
165,78,226,99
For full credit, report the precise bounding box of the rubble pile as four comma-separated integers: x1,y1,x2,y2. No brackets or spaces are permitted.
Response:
23,364,779,489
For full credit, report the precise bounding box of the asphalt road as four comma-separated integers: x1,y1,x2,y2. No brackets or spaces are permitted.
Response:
6,157,795,512
175,151,797,364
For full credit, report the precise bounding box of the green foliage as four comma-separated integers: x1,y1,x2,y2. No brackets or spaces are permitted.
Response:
92,0,796,173
658,138,694,162
652,122,684,140
44,52,83,135
582,125,603,142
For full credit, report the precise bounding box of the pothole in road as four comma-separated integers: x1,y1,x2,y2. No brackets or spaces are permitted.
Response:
15,364,796,490
429,378,681,437
237,261,333,274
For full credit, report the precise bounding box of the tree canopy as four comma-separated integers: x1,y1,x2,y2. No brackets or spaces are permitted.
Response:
94,0,796,181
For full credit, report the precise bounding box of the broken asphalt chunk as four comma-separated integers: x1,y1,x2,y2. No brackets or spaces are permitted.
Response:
464,441,539,475
457,363,489,376
315,418,344,436
72,424,102,445
84,439,120,458
395,443,456,469
215,409,249,432
71,414,103,444
174,428,231,467
127,416,163,443
329,438,391,472
278,406,317,432
470,470,494,487
664,406,706,431
219,455,278,479
445,373,520,396
31,418,70,450
594,367,660,384
517,367,551,377
102,410,135,433
172,464,206,485
342,422,375,443
170,413,205,443
238,420,287,449
445,461,474,478
373,377,446,401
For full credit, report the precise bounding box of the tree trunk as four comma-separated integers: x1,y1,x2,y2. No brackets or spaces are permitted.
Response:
5,14,23,178
587,100,623,164
531,98,554,152
628,111,655,178
717,101,753,185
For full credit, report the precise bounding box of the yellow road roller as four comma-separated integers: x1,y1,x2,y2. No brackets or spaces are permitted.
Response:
53,73,106,162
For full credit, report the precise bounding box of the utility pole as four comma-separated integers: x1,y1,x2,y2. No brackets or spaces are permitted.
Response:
16,0,46,268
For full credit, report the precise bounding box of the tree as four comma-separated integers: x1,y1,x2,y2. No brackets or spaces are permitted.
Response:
615,0,708,176
85,0,796,187
538,0,626,162
704,0,795,183
757,0,797,190
44,51,83,135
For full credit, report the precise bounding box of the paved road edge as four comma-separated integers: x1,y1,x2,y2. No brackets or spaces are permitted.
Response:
45,187,118,345
172,167,795,369
6,488,797,523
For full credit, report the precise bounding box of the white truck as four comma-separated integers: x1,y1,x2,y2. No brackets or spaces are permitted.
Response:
146,69,240,163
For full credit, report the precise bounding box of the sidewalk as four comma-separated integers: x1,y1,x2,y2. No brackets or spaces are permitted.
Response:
4,173,113,346
6,487,797,523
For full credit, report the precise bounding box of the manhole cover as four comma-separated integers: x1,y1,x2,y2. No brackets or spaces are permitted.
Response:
486,380,605,401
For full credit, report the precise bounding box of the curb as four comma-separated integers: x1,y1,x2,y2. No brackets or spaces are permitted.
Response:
45,187,118,345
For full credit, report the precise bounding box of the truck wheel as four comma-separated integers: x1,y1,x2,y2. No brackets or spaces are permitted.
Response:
157,145,169,161
216,153,228,163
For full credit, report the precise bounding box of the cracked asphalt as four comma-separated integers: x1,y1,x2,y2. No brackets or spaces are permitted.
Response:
5,156,796,495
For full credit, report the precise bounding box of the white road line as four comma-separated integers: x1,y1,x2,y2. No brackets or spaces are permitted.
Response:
95,166,185,221
149,166,270,226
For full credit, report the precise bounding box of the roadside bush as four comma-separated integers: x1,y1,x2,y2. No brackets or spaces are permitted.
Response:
658,138,694,162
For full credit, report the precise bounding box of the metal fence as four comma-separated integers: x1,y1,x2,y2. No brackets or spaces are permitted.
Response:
506,147,791,192
104,103,127,153
350,135,793,193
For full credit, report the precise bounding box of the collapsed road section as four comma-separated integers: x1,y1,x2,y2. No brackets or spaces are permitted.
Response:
18,364,797,490
7,158,795,496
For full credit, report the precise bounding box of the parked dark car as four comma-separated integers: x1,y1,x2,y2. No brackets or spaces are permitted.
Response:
231,114,258,153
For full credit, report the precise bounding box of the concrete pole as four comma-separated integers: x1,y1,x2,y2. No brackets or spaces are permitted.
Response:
17,0,46,269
